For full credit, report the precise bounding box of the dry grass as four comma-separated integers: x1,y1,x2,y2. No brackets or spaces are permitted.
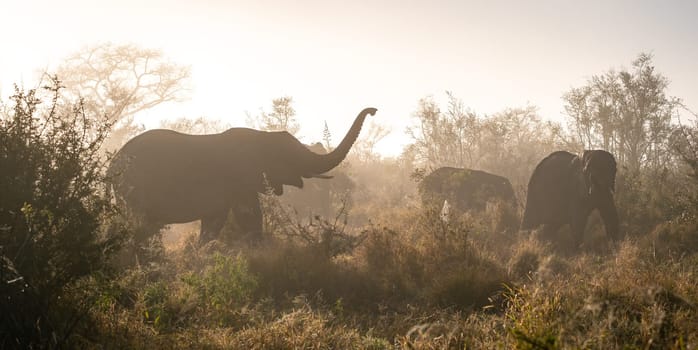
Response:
65,195,698,349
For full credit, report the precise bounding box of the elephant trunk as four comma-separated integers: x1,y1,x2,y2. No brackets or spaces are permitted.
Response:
304,107,377,174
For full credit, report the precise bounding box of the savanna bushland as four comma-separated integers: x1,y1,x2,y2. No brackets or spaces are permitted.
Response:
2,49,698,349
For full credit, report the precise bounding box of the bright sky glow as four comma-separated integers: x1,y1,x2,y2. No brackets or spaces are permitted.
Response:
1,0,697,156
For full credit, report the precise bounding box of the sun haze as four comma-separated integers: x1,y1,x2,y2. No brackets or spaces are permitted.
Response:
1,0,696,156
5,2,698,348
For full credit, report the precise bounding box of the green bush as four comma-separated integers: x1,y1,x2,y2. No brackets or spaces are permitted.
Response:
359,210,510,308
0,80,120,347
615,169,687,237
183,253,258,326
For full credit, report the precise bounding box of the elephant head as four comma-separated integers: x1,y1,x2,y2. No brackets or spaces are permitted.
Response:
522,150,619,249
582,150,617,195
278,142,338,220
581,149,618,241
254,107,376,195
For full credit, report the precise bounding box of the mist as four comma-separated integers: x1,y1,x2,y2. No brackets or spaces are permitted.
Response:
1,1,698,348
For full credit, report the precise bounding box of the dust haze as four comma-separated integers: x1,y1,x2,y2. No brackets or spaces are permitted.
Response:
1,1,698,348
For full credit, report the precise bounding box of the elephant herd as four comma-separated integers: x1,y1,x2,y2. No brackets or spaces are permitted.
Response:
108,106,619,253
419,150,619,247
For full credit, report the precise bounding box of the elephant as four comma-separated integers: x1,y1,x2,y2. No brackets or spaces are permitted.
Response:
419,167,518,214
521,150,619,247
108,107,377,244
280,142,355,221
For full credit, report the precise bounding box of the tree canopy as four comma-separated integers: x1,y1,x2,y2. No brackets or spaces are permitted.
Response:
563,53,680,171
56,42,191,150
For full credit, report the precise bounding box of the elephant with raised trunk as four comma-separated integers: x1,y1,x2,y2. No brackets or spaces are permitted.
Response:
419,167,517,215
108,107,377,244
521,150,619,248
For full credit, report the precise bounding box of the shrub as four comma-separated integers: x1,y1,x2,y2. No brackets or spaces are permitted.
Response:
183,253,258,326
359,210,510,309
647,218,698,258
0,79,119,347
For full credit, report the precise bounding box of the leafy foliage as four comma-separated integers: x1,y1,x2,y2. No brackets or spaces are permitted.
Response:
183,253,258,326
563,53,680,172
0,79,120,347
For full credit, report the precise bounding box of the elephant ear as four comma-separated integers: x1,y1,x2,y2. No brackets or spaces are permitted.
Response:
262,171,302,195
582,150,617,193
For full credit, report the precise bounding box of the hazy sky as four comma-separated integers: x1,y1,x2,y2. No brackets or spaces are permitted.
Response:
1,0,697,156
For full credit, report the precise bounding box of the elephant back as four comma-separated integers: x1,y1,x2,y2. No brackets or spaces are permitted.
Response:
420,167,517,213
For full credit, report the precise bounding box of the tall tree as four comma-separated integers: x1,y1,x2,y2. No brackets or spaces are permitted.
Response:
477,107,572,190
671,107,698,181
405,92,480,169
563,53,679,171
55,42,191,150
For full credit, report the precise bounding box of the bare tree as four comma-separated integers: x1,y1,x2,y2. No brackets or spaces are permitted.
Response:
406,92,572,203
406,92,480,169
563,53,680,171
477,106,571,190
671,106,698,180
55,42,191,150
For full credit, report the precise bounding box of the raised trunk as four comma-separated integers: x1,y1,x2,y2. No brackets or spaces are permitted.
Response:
303,107,377,174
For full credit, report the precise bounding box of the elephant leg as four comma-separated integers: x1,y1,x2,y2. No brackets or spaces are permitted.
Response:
231,193,263,241
200,212,227,244
570,207,592,249
596,191,619,242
